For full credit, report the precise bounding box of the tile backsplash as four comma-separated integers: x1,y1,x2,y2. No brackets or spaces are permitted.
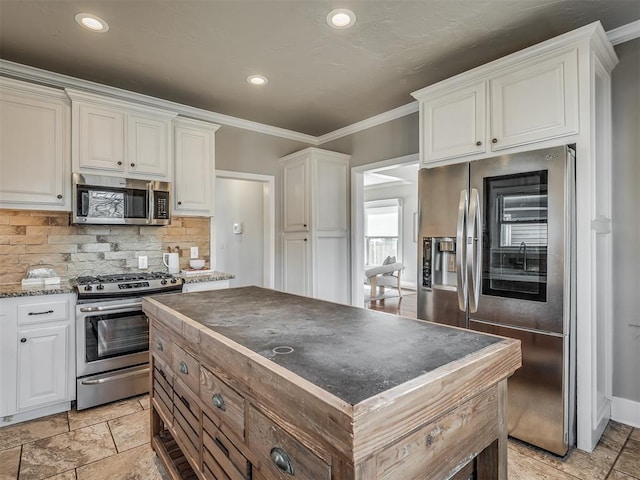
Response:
0,209,210,284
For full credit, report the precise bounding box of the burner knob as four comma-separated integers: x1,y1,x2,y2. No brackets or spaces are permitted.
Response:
97,284,104,290
84,285,93,291
161,279,168,285
170,278,177,284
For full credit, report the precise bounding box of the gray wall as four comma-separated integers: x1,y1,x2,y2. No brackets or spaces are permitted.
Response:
611,38,640,403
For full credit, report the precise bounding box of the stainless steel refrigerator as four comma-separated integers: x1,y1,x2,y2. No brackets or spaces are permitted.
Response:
417,145,576,456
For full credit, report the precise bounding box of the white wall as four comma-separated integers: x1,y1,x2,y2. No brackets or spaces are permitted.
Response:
215,177,265,287
364,182,418,289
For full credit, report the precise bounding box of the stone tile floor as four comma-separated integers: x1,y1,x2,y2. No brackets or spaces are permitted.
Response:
0,394,638,479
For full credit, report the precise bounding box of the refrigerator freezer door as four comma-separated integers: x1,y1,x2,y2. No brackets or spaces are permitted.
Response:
470,320,569,456
470,145,569,334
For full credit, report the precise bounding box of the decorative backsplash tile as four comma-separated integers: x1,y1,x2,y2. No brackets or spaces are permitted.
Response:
0,209,210,284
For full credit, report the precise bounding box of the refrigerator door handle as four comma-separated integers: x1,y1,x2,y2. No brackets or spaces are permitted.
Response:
467,188,482,313
456,189,468,311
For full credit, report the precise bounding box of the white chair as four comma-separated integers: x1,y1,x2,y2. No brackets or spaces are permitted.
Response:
364,259,405,299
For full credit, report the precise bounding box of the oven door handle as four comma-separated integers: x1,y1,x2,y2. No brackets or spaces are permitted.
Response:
81,366,150,385
79,302,142,313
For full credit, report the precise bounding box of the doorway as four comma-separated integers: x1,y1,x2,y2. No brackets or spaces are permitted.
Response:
215,171,275,288
351,154,419,308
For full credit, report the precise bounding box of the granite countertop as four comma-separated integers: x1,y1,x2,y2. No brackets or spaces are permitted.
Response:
179,270,235,284
0,282,76,298
146,286,502,405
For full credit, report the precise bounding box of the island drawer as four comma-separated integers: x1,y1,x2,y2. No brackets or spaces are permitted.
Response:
153,364,174,425
150,325,172,365
173,378,201,465
203,413,251,480
247,406,330,480
172,343,200,395
200,366,245,440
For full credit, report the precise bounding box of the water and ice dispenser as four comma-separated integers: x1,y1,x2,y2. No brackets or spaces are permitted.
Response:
422,237,457,290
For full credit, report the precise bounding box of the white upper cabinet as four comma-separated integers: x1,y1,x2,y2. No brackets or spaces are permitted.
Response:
67,89,176,180
0,78,70,210
413,46,579,166
173,117,220,216
282,156,309,232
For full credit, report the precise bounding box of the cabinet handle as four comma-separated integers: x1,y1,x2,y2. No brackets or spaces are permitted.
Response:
28,310,54,316
476,141,482,146
492,138,498,144
178,361,188,375
130,163,135,167
156,340,163,352
117,161,123,166
270,447,294,475
20,338,27,343
212,393,226,411
57,194,63,199
177,201,182,206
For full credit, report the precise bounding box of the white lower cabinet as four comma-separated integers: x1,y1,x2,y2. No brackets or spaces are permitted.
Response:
0,293,76,426
182,280,230,293
282,232,310,296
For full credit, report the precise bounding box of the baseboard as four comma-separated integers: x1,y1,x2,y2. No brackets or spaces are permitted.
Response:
611,396,640,428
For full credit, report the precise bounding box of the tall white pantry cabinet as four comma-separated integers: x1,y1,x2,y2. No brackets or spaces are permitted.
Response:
280,148,350,304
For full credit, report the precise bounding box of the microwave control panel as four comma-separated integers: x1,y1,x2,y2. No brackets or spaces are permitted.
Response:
154,191,169,219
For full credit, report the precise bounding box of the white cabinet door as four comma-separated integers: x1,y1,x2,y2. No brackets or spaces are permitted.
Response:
17,324,68,410
314,157,348,233
174,118,216,215
282,233,310,296
77,103,125,172
283,158,309,232
421,82,486,163
490,49,579,151
128,113,170,177
0,79,70,209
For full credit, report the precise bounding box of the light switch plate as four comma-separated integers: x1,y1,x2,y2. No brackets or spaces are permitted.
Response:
138,256,148,269
233,223,243,234
190,246,198,259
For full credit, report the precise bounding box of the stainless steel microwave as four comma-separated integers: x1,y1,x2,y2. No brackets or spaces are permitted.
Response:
72,173,171,225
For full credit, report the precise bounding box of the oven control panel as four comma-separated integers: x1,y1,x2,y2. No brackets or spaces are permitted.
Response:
119,281,150,289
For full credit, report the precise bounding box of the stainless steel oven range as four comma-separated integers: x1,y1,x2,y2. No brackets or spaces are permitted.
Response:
74,272,183,410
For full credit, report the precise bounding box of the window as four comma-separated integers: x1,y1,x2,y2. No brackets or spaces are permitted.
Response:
364,199,401,265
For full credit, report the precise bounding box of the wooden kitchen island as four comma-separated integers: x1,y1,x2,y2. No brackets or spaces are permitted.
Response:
143,287,521,480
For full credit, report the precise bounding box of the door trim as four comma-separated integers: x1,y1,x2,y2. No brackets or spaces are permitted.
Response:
215,170,276,288
351,153,419,307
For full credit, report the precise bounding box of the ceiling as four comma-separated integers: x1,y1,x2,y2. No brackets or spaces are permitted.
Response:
1,1,639,137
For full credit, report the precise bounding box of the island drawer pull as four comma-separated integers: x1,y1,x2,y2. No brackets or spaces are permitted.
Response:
28,309,54,316
156,340,163,351
213,437,229,457
179,361,188,375
270,447,294,475
212,393,226,411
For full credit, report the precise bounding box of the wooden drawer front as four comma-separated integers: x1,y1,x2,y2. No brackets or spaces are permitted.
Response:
247,406,330,480
17,300,68,325
376,388,498,480
203,413,251,480
201,366,245,439
151,325,172,365
153,365,174,424
172,343,200,395
173,379,201,464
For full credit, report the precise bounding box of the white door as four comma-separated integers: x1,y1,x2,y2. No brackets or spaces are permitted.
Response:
215,177,266,287
17,324,68,410
282,232,310,296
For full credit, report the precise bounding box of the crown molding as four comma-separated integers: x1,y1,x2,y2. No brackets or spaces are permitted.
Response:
607,20,640,46
317,102,418,145
0,60,317,145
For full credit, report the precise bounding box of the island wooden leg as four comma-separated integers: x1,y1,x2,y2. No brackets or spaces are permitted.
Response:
476,380,508,480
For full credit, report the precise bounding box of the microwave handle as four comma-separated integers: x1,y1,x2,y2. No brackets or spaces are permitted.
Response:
147,182,154,224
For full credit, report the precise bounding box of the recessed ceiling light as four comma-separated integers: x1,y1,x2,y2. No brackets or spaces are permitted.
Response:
75,13,109,33
247,74,268,86
326,8,356,29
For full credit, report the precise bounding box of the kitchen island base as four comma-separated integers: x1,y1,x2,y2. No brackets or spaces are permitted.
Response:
144,287,520,480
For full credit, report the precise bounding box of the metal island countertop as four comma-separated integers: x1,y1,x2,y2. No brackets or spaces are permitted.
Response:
144,286,504,405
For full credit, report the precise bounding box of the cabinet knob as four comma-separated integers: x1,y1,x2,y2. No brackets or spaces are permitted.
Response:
270,447,294,475
117,161,123,166
303,224,307,227
130,163,135,167
304,238,307,242
212,393,226,411
492,138,498,144
57,194,63,199
177,201,182,206
178,361,188,375
20,338,27,343
156,340,163,352
476,141,482,146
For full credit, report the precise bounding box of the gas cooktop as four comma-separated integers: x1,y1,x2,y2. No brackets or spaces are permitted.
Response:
75,271,183,299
